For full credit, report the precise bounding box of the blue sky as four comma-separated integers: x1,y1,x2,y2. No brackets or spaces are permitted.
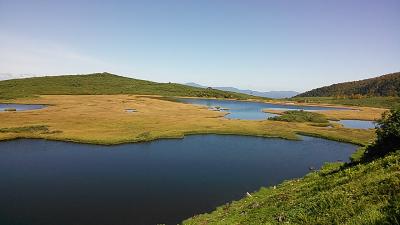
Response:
0,0,399,92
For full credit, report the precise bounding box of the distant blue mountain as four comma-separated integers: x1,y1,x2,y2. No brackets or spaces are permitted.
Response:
184,83,299,99
184,82,206,88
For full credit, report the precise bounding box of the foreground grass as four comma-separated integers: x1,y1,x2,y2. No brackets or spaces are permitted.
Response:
0,95,376,145
290,96,400,109
183,150,400,225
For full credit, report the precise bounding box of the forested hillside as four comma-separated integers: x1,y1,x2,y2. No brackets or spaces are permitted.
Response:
297,72,400,97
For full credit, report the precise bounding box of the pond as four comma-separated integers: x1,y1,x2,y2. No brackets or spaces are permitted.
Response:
336,120,375,129
0,135,357,225
0,103,46,112
178,98,349,120
125,109,137,113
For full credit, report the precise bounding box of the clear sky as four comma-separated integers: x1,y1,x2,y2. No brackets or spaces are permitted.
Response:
0,0,399,92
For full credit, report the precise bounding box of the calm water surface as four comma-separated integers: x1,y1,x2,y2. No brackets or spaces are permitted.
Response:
337,120,375,129
0,103,46,111
0,135,357,225
178,98,349,120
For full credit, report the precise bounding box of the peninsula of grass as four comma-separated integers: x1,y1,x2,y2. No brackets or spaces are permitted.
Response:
264,106,385,121
268,110,329,124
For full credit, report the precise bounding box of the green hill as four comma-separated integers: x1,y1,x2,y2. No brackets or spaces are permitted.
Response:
0,72,258,100
297,72,400,98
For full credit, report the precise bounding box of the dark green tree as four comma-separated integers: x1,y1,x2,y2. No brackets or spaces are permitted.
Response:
365,108,400,159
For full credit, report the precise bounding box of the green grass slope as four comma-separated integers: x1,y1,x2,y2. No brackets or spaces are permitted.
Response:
184,150,400,225
0,72,257,99
297,72,400,98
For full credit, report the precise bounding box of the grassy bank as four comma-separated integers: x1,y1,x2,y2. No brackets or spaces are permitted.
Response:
0,95,375,146
183,150,400,224
290,96,400,109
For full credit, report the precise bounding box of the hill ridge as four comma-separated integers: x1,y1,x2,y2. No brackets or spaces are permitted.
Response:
0,72,258,100
297,72,400,97
185,82,299,98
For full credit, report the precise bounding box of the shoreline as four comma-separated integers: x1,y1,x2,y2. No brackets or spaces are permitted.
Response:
0,126,366,147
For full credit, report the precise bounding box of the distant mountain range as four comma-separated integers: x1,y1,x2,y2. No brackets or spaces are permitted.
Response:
184,82,299,99
296,72,400,97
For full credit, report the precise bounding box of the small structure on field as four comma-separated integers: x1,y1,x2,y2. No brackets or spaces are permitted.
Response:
125,109,137,113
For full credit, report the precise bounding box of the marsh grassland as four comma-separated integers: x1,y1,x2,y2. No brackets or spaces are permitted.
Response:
0,95,377,145
264,105,386,121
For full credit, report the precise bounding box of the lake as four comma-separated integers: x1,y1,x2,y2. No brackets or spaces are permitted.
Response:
336,120,375,129
0,135,357,225
0,103,46,112
178,98,349,120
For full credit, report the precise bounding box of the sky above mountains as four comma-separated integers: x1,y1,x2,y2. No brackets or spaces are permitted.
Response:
1,0,399,92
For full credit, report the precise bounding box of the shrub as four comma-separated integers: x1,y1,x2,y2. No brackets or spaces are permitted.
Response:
364,108,400,159
268,110,328,124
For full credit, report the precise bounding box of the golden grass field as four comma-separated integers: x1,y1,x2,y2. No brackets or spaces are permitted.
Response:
0,95,380,145
264,106,386,121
